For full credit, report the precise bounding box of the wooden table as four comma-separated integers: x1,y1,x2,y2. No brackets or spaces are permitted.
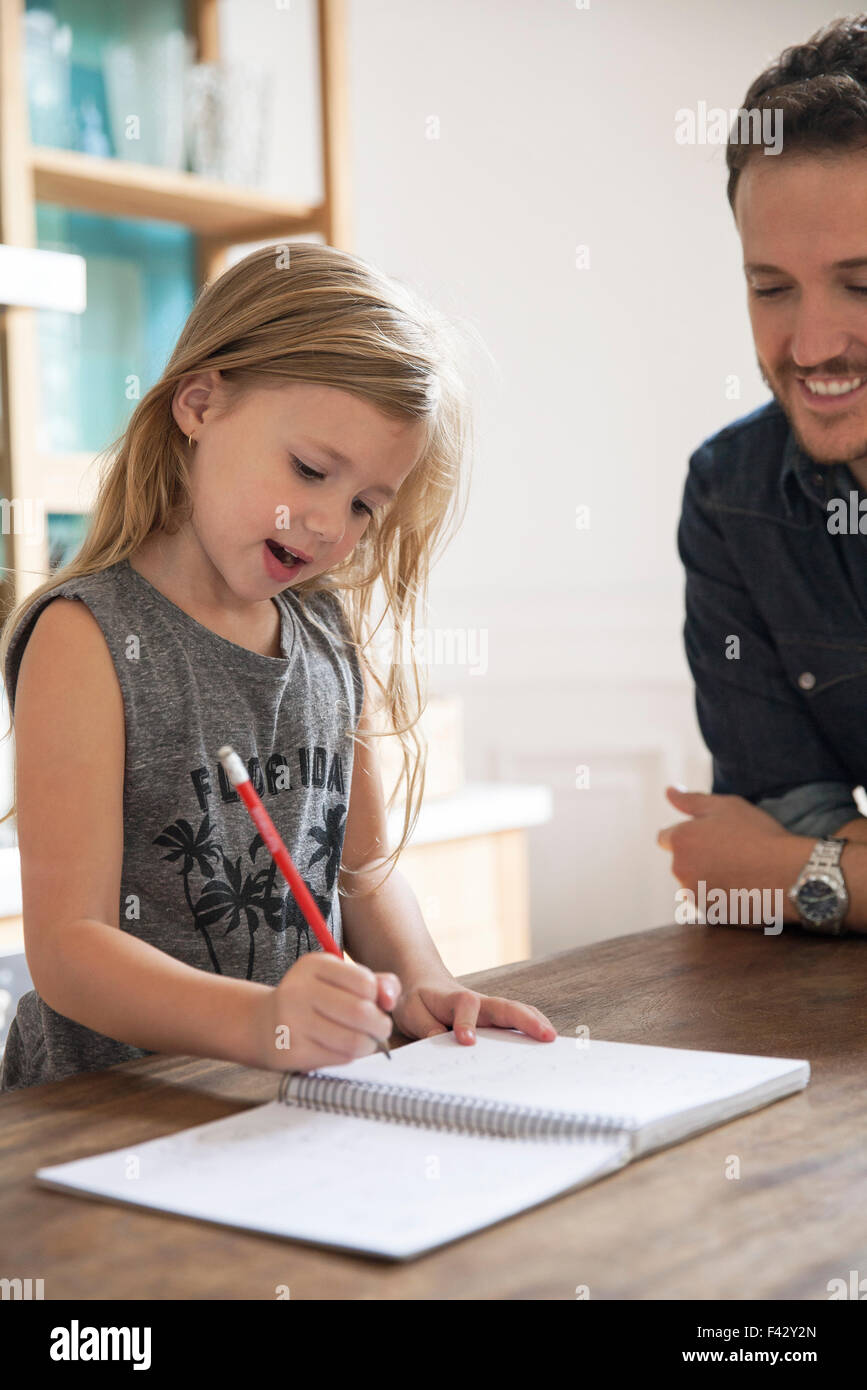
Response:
1,922,863,1299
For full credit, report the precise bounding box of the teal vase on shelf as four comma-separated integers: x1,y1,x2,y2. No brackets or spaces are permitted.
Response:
35,205,195,456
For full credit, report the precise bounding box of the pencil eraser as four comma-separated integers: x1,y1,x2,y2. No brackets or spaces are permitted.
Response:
218,746,248,787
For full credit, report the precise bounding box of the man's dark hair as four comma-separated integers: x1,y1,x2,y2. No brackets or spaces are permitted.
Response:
726,13,867,212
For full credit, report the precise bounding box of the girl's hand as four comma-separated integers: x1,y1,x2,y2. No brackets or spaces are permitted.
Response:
260,953,396,1073
389,975,557,1045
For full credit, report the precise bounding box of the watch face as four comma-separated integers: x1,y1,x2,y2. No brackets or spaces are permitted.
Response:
797,878,841,927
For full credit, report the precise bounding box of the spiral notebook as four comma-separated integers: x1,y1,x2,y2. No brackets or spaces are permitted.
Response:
35,1029,809,1260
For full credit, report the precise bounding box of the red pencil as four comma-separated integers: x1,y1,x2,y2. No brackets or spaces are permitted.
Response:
218,745,391,1059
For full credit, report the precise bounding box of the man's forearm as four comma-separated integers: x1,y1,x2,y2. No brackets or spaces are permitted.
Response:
339,863,454,987
660,789,867,936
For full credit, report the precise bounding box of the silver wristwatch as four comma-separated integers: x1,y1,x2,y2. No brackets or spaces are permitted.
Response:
787,837,849,935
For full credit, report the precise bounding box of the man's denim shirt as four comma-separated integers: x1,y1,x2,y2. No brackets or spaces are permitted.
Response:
679,396,867,837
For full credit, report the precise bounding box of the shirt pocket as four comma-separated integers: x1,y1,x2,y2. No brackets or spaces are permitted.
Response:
775,631,867,704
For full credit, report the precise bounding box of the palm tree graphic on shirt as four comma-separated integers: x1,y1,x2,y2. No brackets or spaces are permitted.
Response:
153,801,346,979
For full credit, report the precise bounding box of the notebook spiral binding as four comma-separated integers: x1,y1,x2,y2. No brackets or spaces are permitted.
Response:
277,1071,635,1143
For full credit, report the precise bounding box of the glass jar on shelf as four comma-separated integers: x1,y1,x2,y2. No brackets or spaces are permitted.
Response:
24,8,74,148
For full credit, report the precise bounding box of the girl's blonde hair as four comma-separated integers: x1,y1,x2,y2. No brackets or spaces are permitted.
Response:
0,242,478,896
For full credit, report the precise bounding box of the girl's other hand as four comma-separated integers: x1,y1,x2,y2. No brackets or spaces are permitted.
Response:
391,977,557,1045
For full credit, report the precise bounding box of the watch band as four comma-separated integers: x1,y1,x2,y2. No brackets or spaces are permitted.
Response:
804,837,847,873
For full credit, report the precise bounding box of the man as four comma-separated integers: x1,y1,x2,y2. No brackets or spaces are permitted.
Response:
659,14,867,936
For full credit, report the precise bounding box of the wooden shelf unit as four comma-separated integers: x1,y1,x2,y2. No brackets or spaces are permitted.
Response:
0,0,352,610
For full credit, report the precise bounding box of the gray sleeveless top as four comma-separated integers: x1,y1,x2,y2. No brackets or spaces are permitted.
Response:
0,558,363,1090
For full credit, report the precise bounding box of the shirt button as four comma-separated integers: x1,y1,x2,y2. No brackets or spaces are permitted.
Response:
798,671,816,690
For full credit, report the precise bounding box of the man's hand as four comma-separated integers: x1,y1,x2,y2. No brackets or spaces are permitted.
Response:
657,786,808,912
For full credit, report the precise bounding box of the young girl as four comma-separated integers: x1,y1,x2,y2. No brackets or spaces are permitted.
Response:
0,241,555,1091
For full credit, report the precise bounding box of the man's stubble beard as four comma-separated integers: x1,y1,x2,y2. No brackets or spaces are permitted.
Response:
757,357,867,467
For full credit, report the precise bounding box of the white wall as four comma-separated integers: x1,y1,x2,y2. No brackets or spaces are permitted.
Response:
4,5,833,939
218,0,839,955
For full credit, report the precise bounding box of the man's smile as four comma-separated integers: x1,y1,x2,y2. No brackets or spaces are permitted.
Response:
793,373,867,411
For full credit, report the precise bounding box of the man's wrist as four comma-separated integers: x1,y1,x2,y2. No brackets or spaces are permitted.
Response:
831,816,867,847
837,839,865,932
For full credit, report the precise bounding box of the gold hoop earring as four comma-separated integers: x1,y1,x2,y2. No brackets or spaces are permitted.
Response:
188,433,195,448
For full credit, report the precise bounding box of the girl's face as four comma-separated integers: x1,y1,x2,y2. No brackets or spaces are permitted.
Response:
173,375,426,600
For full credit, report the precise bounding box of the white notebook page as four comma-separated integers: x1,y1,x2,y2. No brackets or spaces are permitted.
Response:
316,1028,810,1151
37,1100,630,1259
